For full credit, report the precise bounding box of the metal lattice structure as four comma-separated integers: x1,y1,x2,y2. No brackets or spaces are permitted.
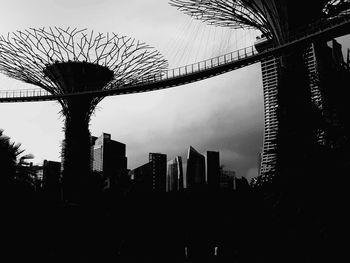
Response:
0,27,168,203
169,0,348,44
0,27,168,92
170,0,272,35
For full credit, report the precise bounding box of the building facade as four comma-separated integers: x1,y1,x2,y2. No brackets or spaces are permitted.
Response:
38,160,62,202
129,152,167,193
204,151,220,190
91,133,127,189
129,162,152,192
220,169,236,190
166,156,184,192
149,153,167,192
186,146,205,190
254,36,279,185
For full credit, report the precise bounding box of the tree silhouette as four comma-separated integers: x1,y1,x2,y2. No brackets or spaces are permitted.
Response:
0,129,36,186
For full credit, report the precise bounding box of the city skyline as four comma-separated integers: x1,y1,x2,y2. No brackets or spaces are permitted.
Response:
0,0,349,182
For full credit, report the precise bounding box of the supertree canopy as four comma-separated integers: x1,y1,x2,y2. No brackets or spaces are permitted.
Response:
0,27,168,91
169,0,349,44
0,27,168,203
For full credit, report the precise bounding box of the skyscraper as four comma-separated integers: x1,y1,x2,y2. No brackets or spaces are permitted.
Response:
149,153,167,192
41,160,62,202
129,162,152,193
166,156,184,192
92,133,127,189
220,169,236,190
186,146,205,190
204,151,220,190
257,151,262,176
254,36,279,185
90,136,98,171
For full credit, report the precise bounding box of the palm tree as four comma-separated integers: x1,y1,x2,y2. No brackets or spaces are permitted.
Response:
0,129,36,187
0,129,18,179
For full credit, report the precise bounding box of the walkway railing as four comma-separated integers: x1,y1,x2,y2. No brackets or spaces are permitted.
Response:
1,12,349,102
0,88,50,99
134,45,258,83
0,44,259,100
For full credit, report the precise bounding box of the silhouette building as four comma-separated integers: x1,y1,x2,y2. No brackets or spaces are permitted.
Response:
149,153,167,192
220,169,236,190
40,160,61,202
235,176,250,192
91,133,127,189
204,151,220,190
128,152,167,193
166,156,184,192
129,162,152,193
90,135,98,171
257,151,262,176
186,146,205,190
254,36,279,184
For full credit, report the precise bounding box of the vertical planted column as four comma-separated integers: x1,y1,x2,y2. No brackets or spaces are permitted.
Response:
61,98,93,203
45,62,113,203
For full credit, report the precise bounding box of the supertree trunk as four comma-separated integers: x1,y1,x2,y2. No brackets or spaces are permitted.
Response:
61,97,95,203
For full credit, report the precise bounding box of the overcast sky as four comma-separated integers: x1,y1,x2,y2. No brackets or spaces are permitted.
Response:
0,0,349,182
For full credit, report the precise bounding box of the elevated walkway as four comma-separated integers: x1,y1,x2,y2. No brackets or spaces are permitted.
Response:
1,13,350,103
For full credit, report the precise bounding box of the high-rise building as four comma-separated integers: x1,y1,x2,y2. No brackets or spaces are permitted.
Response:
257,151,262,176
90,136,98,171
254,36,349,186
129,162,152,192
91,133,127,189
186,146,205,190
235,176,250,192
166,156,184,192
204,151,220,190
129,153,167,193
254,36,279,185
41,160,62,202
149,153,167,192
220,169,236,190
42,160,61,186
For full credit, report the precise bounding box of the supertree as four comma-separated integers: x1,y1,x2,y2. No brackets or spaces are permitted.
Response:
170,0,350,187
0,27,168,203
